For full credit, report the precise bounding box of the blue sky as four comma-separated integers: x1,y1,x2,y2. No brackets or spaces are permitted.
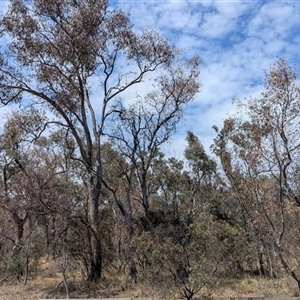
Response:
0,0,300,160
110,0,300,159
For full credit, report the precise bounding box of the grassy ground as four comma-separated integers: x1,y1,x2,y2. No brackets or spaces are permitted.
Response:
0,277,298,300
0,259,298,300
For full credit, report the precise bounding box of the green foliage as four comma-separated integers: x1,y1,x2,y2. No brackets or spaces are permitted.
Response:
185,131,216,175
6,253,26,276
135,211,221,299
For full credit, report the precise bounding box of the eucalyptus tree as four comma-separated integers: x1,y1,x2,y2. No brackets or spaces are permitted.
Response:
0,0,200,281
104,77,203,281
107,57,201,218
98,141,140,283
0,109,48,248
213,59,300,284
184,131,219,216
0,109,77,281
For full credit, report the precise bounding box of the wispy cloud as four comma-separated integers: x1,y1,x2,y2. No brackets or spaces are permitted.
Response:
1,0,299,160
112,0,300,159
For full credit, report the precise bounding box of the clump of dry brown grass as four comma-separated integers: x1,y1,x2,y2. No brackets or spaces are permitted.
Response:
212,276,298,298
0,257,298,300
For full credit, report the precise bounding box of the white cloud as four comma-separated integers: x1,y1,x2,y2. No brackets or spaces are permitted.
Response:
248,2,299,41
111,0,300,157
1,0,300,160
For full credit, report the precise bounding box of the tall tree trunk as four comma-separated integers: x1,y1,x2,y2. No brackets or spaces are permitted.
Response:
88,232,102,282
257,239,266,276
141,176,149,217
129,247,137,284
12,211,25,242
87,178,103,282
115,198,138,284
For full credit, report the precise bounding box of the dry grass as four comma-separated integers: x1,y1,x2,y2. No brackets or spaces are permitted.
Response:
0,259,298,300
212,276,299,298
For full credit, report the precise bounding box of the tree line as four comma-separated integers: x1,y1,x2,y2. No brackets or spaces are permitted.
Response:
0,1,300,299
